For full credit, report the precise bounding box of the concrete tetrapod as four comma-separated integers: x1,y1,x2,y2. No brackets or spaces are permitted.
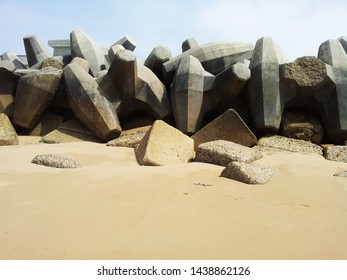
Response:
23,34,51,67
248,37,288,134
63,63,122,142
12,67,62,129
70,29,107,77
317,39,347,142
163,42,253,82
171,55,206,134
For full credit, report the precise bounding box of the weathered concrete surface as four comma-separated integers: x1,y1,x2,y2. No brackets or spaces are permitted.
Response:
163,42,254,82
281,56,332,107
338,36,347,54
317,40,347,142
248,37,288,134
105,49,171,121
182,38,199,52
257,135,323,155
112,35,136,51
221,161,276,184
107,125,151,148
42,118,101,143
32,154,81,168
29,113,64,136
324,145,347,163
41,57,64,70
144,45,172,84
135,120,194,166
280,111,324,144
0,61,20,116
2,51,26,69
215,61,251,111
195,140,263,166
192,109,257,148
108,44,125,64
23,34,51,67
171,55,205,134
70,29,107,77
0,113,18,145
64,63,122,142
12,67,62,129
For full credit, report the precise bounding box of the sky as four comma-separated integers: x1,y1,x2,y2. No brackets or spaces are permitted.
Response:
0,0,347,61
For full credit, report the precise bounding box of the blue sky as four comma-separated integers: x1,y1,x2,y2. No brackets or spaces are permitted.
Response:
1,0,347,61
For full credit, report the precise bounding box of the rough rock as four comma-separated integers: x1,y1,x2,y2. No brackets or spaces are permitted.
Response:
107,125,151,148
317,40,347,142
23,34,51,67
70,29,107,77
182,38,199,52
195,140,263,166
334,170,347,177
63,63,122,142
41,57,64,70
112,35,136,51
280,111,324,143
29,113,64,136
221,162,276,184
248,37,288,134
170,55,207,134
0,61,20,116
324,145,347,163
135,120,194,166
0,113,19,145
257,135,323,155
42,118,101,143
163,42,254,82
192,109,257,148
31,154,81,168
12,67,62,128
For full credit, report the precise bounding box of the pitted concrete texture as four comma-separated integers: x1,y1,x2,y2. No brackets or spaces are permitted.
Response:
135,120,194,166
221,161,276,184
195,140,263,166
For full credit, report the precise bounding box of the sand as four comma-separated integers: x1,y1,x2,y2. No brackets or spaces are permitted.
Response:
0,136,346,260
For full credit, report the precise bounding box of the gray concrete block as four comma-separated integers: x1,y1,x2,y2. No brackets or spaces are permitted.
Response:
63,63,122,142
192,108,257,148
112,35,136,51
247,37,288,134
13,67,62,128
182,38,199,52
48,39,71,56
2,51,26,69
215,62,251,111
70,29,107,77
144,45,172,83
317,40,347,141
171,55,205,134
163,42,254,82
23,34,51,67
0,61,20,117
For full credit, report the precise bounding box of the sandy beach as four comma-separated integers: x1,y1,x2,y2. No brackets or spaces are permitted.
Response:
0,137,346,260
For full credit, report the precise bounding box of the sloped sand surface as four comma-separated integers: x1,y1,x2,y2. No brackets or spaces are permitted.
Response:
0,137,346,259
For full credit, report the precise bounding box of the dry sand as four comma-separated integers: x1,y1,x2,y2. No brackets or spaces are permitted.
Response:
0,136,346,260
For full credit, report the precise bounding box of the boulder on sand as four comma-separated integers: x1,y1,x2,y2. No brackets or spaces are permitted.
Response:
135,120,194,166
